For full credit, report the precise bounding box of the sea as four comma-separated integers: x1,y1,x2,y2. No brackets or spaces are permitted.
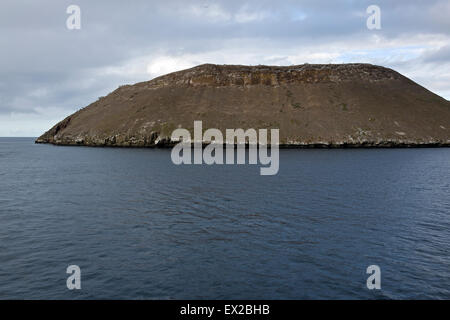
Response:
0,137,449,299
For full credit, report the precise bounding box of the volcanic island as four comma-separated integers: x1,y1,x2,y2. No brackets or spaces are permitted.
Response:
36,63,450,147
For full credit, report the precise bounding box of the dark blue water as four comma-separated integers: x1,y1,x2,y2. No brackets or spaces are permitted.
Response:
0,138,449,299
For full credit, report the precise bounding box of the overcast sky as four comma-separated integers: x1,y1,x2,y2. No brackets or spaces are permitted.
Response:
1,0,449,136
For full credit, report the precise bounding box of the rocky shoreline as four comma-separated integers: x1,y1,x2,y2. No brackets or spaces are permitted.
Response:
35,139,450,148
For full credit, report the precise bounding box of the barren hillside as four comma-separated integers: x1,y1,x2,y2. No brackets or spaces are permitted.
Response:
36,63,450,147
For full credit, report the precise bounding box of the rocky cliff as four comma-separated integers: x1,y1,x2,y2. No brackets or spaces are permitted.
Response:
36,63,450,147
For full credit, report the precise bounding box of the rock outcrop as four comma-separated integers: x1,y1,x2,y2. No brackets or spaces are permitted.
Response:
36,63,450,147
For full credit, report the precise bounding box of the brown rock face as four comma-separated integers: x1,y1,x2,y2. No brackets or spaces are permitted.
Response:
36,63,450,147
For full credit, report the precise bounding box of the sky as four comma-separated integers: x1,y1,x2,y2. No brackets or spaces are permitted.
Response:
1,0,449,136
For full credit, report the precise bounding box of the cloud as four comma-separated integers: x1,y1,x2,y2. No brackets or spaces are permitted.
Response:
146,57,197,78
423,45,450,63
0,0,449,136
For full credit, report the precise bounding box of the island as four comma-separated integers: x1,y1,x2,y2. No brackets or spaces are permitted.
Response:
36,63,450,147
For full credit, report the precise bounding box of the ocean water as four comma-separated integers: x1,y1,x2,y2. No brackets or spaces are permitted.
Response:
0,137,449,299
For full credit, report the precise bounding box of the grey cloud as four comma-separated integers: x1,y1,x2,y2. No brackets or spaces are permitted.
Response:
0,0,449,135
423,45,450,63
